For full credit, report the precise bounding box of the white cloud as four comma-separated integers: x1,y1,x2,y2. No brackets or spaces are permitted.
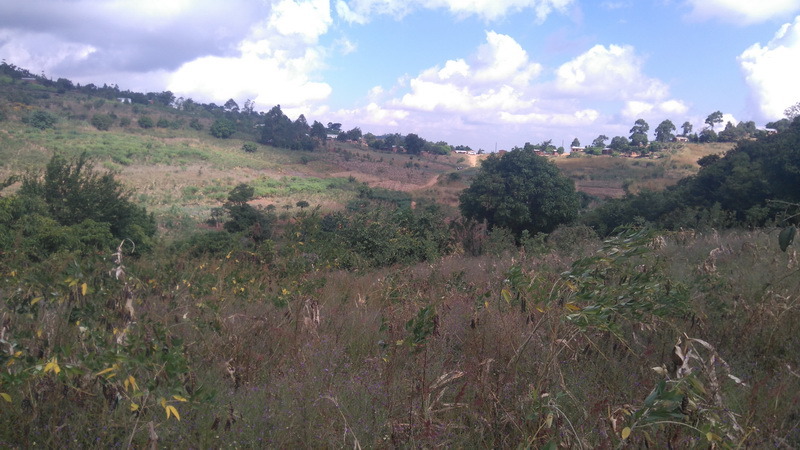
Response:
268,0,332,44
394,31,540,114
334,0,574,23
683,0,800,25
739,16,800,119
555,44,668,101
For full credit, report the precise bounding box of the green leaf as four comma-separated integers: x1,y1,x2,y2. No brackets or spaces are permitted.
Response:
779,226,796,252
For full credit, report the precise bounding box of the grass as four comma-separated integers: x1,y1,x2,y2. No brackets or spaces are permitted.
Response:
2,227,797,447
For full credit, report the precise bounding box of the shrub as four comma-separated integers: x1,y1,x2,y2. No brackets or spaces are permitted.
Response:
137,115,154,128
156,117,170,128
242,142,257,153
189,118,203,130
90,113,114,131
17,153,156,253
119,116,131,127
24,110,57,129
210,118,235,138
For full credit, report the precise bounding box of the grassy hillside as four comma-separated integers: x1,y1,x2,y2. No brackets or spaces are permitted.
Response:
3,78,797,448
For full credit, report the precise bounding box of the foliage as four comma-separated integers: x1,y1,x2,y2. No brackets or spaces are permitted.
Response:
259,105,314,150
404,133,425,154
220,183,275,242
90,113,114,131
655,119,676,142
705,110,723,130
188,117,203,130
24,110,57,129
210,118,235,139
630,118,649,147
584,118,800,234
459,149,580,238
13,153,155,253
241,142,257,153
137,115,154,129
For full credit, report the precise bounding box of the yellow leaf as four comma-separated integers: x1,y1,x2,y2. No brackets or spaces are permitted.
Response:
621,427,631,440
565,303,582,312
0,393,11,403
130,402,139,412
165,405,180,421
30,297,42,306
95,367,116,377
706,432,719,442
545,412,553,428
36,329,43,338
172,395,188,402
128,375,139,392
81,283,88,296
501,289,512,304
44,357,61,375
160,397,167,408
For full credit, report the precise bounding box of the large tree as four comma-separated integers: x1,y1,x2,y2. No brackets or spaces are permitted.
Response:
592,135,609,148
705,111,723,130
404,133,425,154
459,149,579,237
630,118,650,146
655,119,677,142
681,121,693,136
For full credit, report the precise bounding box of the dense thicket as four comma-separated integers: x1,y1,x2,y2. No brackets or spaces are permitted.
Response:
584,118,800,235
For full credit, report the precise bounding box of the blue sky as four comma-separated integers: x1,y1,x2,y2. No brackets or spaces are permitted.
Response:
2,0,800,151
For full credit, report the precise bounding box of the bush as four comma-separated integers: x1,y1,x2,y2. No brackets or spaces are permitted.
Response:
210,118,235,138
25,110,57,129
189,118,203,130
156,117,170,128
242,142,257,153
137,116,154,128
119,117,131,127
90,113,114,131
17,153,156,253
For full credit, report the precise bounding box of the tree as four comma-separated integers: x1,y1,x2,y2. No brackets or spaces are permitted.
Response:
310,120,327,142
223,98,239,113
609,136,629,152
654,119,676,142
766,118,791,133
459,149,579,238
241,143,257,153
571,138,580,148
222,183,274,242
327,122,342,133
681,121,693,136
592,135,609,148
705,111,723,130
210,119,235,138
404,133,425,154
784,101,800,120
630,118,650,147
699,128,717,143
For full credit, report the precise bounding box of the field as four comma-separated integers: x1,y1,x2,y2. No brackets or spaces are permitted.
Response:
2,78,798,448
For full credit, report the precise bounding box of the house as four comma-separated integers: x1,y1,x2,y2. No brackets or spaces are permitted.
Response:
570,146,584,153
765,128,778,135
674,136,689,142
601,148,613,155
116,97,132,104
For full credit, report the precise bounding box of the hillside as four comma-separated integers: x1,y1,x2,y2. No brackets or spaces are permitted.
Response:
1,70,799,448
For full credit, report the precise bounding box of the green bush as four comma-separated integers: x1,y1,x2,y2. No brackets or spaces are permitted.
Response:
210,118,235,138
137,115,154,128
189,118,203,130
156,117,170,128
24,110,57,129
90,113,114,131
16,153,156,253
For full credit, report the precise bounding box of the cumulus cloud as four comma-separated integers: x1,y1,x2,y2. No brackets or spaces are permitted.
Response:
739,16,800,119
335,0,574,23
393,31,540,115
167,0,334,110
683,0,800,25
555,44,668,101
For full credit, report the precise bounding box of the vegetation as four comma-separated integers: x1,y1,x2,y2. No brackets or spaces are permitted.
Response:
459,149,580,238
1,61,799,448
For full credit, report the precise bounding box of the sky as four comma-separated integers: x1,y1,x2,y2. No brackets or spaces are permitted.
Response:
2,0,800,151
